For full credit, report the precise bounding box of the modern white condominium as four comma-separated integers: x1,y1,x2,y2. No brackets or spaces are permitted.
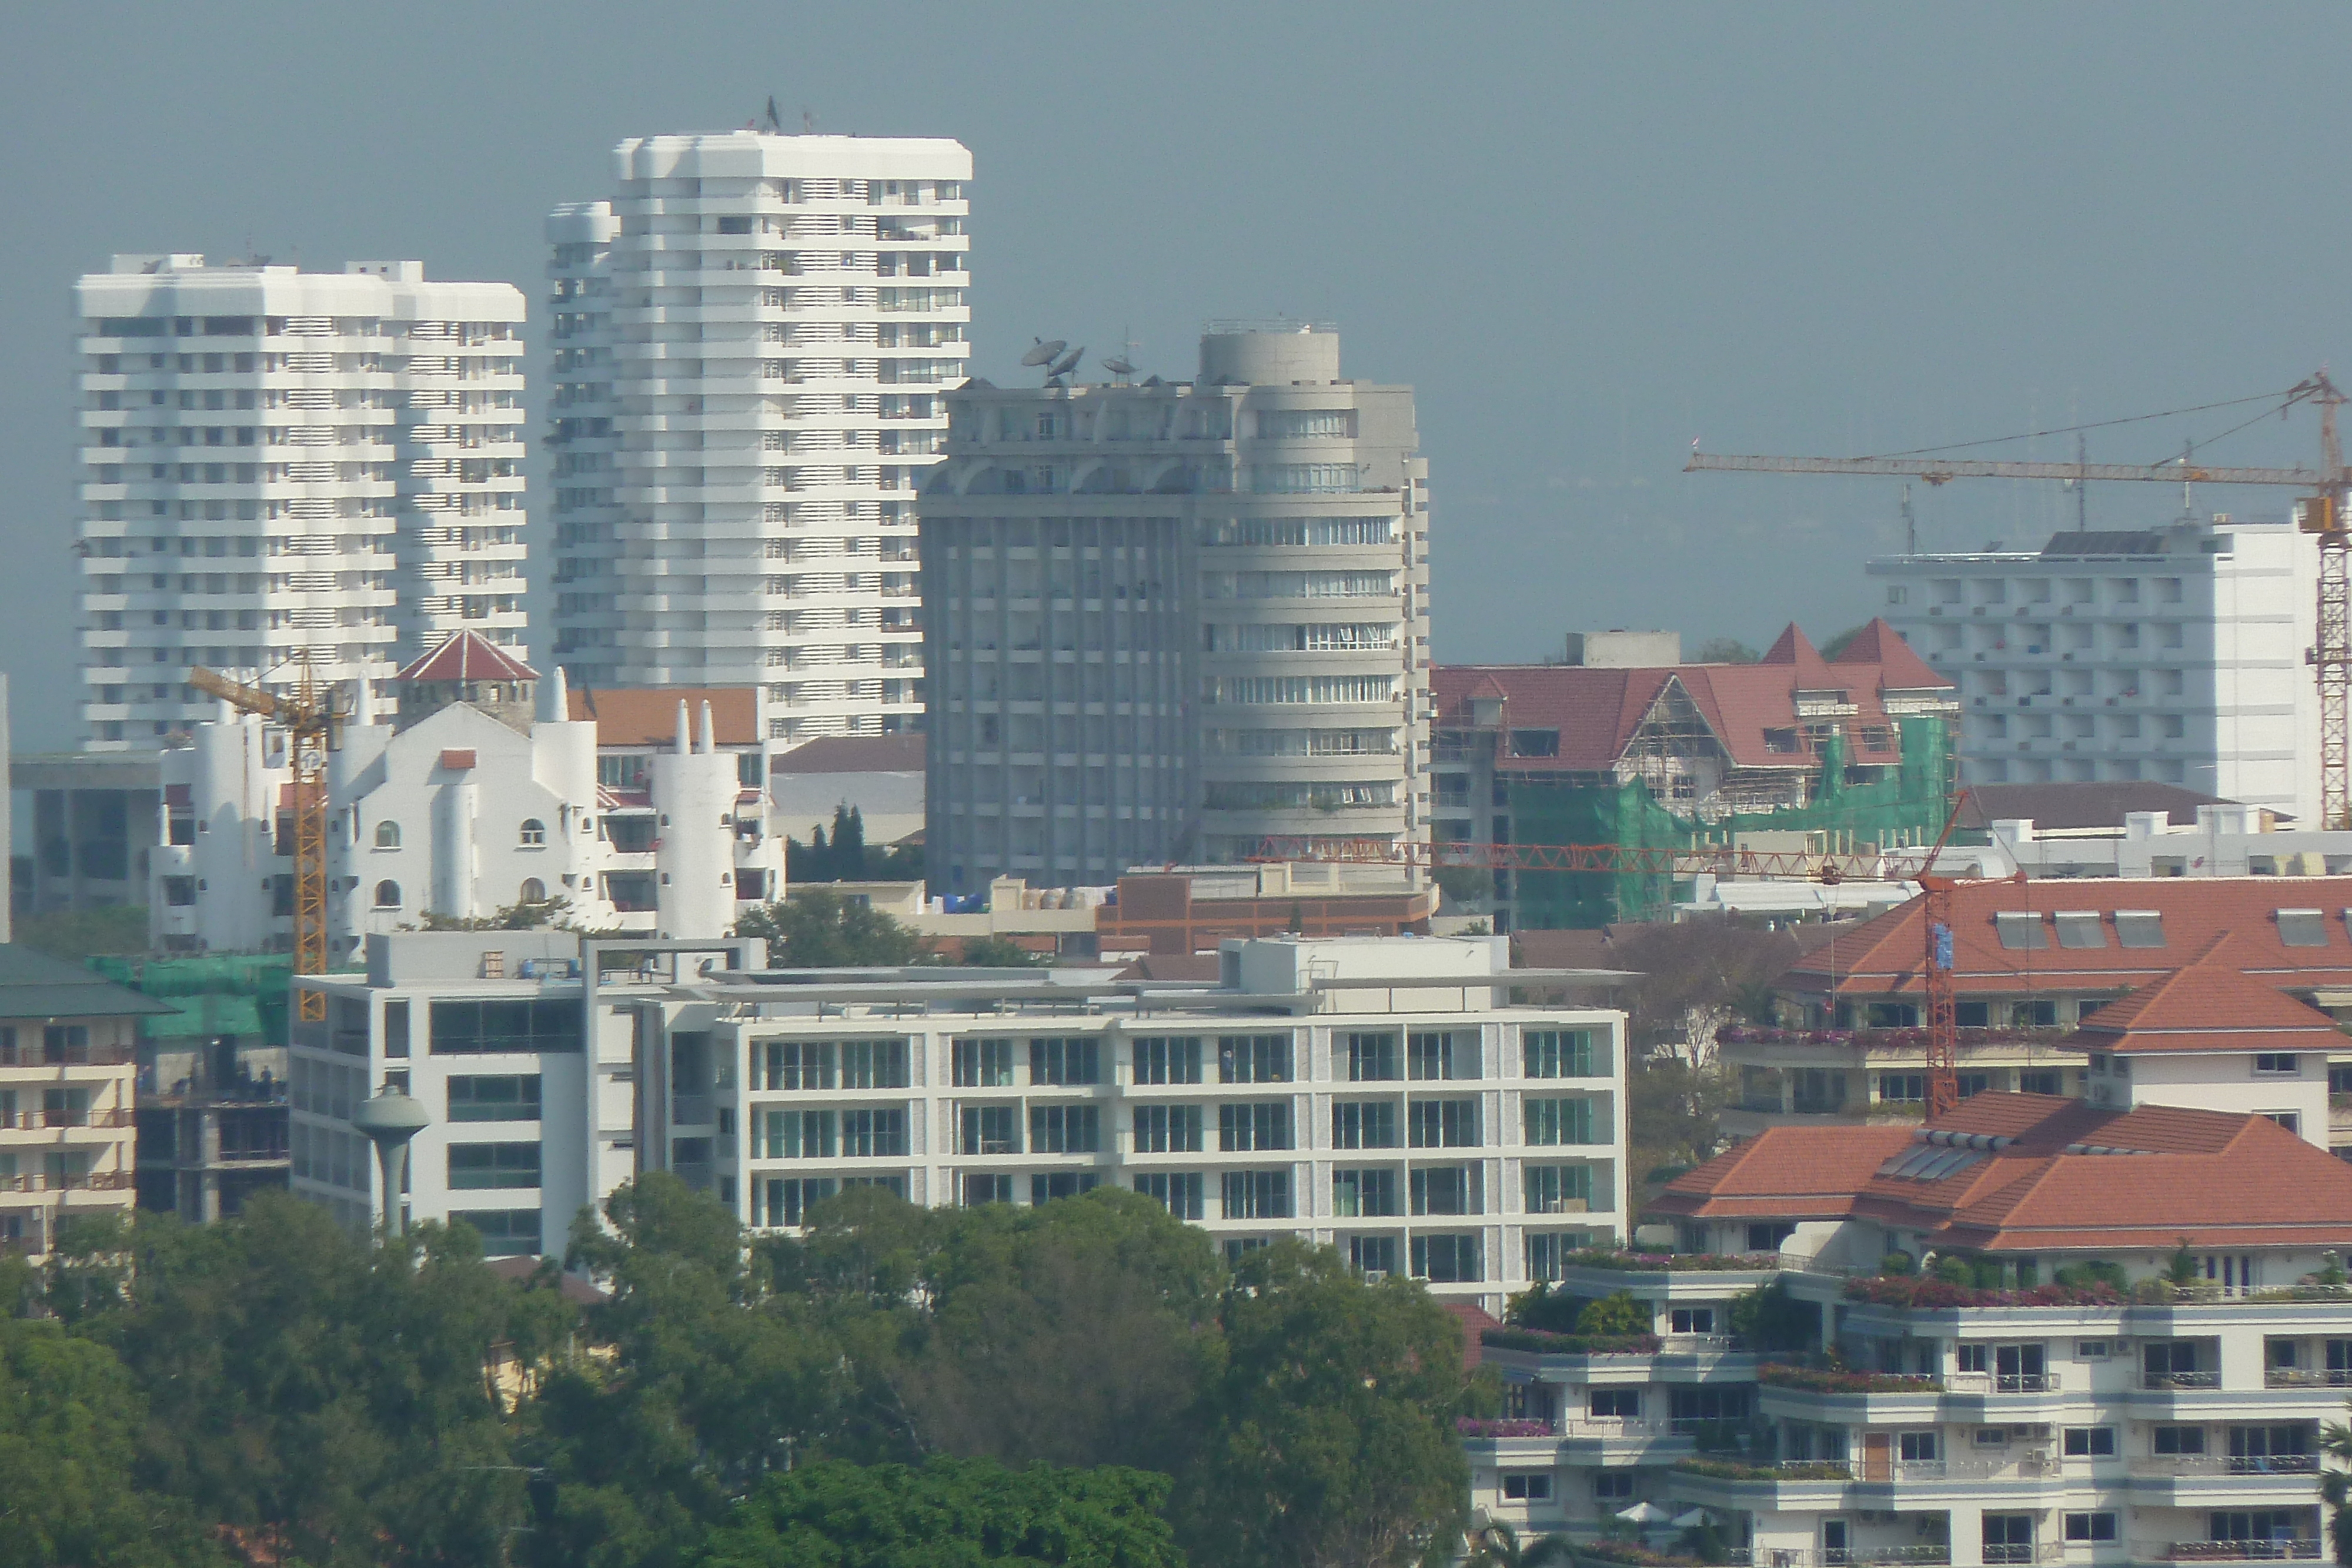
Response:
920,326,1434,891
546,132,971,741
294,931,1628,1307
76,255,529,748
1866,515,2319,825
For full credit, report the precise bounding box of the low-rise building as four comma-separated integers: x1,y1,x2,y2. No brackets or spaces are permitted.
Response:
1464,1092,2352,1565
291,931,1631,1305
0,945,164,1254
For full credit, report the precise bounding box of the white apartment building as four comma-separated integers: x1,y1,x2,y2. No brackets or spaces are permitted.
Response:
1464,1094,2352,1568
546,132,970,740
151,631,783,957
920,326,1434,890
1867,516,2320,827
293,932,1627,1305
0,945,160,1256
76,255,529,748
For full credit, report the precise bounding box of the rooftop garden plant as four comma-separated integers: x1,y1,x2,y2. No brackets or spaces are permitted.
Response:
1757,1362,1942,1395
1480,1327,1663,1356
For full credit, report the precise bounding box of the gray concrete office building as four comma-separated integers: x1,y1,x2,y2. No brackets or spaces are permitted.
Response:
918,326,1432,892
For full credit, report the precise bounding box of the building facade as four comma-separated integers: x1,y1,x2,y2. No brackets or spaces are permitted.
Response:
150,632,784,957
0,945,161,1255
1867,518,2319,827
1461,1094,2352,1566
921,326,1434,890
293,932,1627,1306
546,132,969,740
76,255,529,748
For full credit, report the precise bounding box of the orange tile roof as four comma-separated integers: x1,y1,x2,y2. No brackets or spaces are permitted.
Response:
396,630,537,684
567,687,761,748
1780,877,2352,1000
1658,1094,2352,1252
2064,932,2348,1055
1830,618,1949,691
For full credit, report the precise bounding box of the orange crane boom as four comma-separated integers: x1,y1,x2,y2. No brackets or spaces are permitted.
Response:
1688,372,2352,829
189,662,341,1019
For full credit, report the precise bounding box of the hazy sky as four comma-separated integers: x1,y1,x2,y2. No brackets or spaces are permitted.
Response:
4,2,2348,748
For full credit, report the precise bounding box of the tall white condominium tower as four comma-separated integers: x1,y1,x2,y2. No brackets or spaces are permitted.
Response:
546,132,970,741
1867,512,2320,824
921,326,1433,892
76,255,527,748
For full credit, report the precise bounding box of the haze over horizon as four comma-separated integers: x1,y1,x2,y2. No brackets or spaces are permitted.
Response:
4,2,2348,748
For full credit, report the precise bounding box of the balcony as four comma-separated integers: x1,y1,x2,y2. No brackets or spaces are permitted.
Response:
0,1171,133,1194
1945,1370,2061,1395
2144,1370,2222,1390
0,1044,135,1068
2265,1368,2352,1389
0,1108,134,1130
2143,1544,2320,1562
2133,1456,2320,1478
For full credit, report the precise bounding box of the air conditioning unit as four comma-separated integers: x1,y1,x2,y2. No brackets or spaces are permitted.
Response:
1362,1269,1388,1283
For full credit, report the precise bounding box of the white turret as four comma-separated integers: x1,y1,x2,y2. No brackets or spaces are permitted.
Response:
652,701,737,938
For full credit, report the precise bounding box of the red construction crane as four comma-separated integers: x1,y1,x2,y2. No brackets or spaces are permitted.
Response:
1687,373,2352,827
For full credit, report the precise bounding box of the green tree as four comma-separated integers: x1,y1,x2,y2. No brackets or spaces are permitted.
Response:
1180,1241,1470,1568
1465,1522,1577,1568
2321,1409,2352,1564
829,804,867,881
691,1456,1184,1568
1818,624,1870,661
955,935,1047,968
736,890,930,968
12,905,150,961
1573,1290,1651,1337
1693,637,1760,664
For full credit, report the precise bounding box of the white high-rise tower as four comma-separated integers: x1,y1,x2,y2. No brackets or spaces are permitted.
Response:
75,255,528,747
546,132,971,741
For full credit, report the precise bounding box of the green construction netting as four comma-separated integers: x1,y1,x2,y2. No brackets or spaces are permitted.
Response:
86,954,292,1045
1508,716,1955,929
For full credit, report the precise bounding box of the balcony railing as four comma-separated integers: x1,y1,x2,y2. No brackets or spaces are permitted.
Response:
2134,1455,2320,1477
2265,1369,2352,1389
0,1171,133,1194
2144,1370,2222,1390
1823,1549,1951,1567
0,1044,135,1068
1947,1370,2062,1395
2147,1542,2321,1562
1981,1545,2062,1565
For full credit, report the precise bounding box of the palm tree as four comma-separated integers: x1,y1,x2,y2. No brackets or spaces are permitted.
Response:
1466,1521,1579,1568
2320,1413,2352,1564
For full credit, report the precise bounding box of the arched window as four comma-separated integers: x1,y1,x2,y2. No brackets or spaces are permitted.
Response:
519,878,547,904
373,880,402,909
519,818,547,847
373,821,400,850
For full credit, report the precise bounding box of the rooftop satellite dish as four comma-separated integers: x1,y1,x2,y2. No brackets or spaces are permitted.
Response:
1021,337,1067,367
1047,345,1085,379
1102,356,1136,377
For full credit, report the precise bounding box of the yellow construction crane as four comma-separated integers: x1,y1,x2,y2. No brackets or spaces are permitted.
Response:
188,661,343,1019
1689,373,2352,827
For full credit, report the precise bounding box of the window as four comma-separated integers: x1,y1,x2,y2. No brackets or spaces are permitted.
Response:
1332,1167,1399,1217
763,1041,836,1090
763,1176,839,1226
1349,1235,1398,1276
2114,910,2166,948
1897,1430,1940,1462
2153,1426,2207,1456
1222,1169,1291,1219
2209,1513,2304,1545
1524,1096,1592,1145
1410,1098,1478,1147
1408,1031,1477,1080
2254,1054,2301,1075
1524,1164,1591,1214
457,1208,542,1256
840,1039,910,1088
383,999,409,1058
1411,1165,1479,1216
1746,1222,1796,1252
1501,1473,1553,1502
2063,1514,2117,1544
1594,1472,1635,1503
373,820,400,849
1132,1171,1204,1219
841,1108,908,1158
1132,1037,1202,1084
1132,1104,1204,1153
1346,1031,1399,1081
1218,1034,1292,1084
2076,1340,2112,1359
1591,1387,1642,1418
1220,1101,1293,1151
2277,908,2329,948
1028,1037,1099,1085
958,1104,1019,1155
448,1074,541,1122
1525,1232,1587,1282
375,880,402,908
518,818,546,847
448,1142,540,1189
428,999,583,1054
1030,1104,1100,1154
1410,1232,1481,1282
1524,1029,1602,1078
2019,1069,2062,1096
519,878,547,904
961,1174,1012,1206
762,1108,837,1158
1995,912,2049,950
1671,1308,1716,1335
1957,1071,1992,1099
2267,1111,2302,1134
1879,1072,1926,1103
953,1038,1015,1086
2063,1427,2116,1457
1030,1172,1100,1205
1332,1101,1399,1148
1973,1427,2010,1450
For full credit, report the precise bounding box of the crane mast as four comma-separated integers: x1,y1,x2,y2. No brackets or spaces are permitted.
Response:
1688,372,2352,827
188,661,341,1021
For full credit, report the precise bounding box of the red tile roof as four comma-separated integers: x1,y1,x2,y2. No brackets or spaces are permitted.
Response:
2063,933,2347,1055
1655,1094,2352,1252
1779,876,2352,1001
568,687,760,748
396,631,537,684
1759,624,1839,691
1831,618,1949,691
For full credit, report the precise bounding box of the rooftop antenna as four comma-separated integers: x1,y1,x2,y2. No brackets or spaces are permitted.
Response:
1103,325,1140,384
2074,430,2089,531
762,96,784,133
803,106,816,133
